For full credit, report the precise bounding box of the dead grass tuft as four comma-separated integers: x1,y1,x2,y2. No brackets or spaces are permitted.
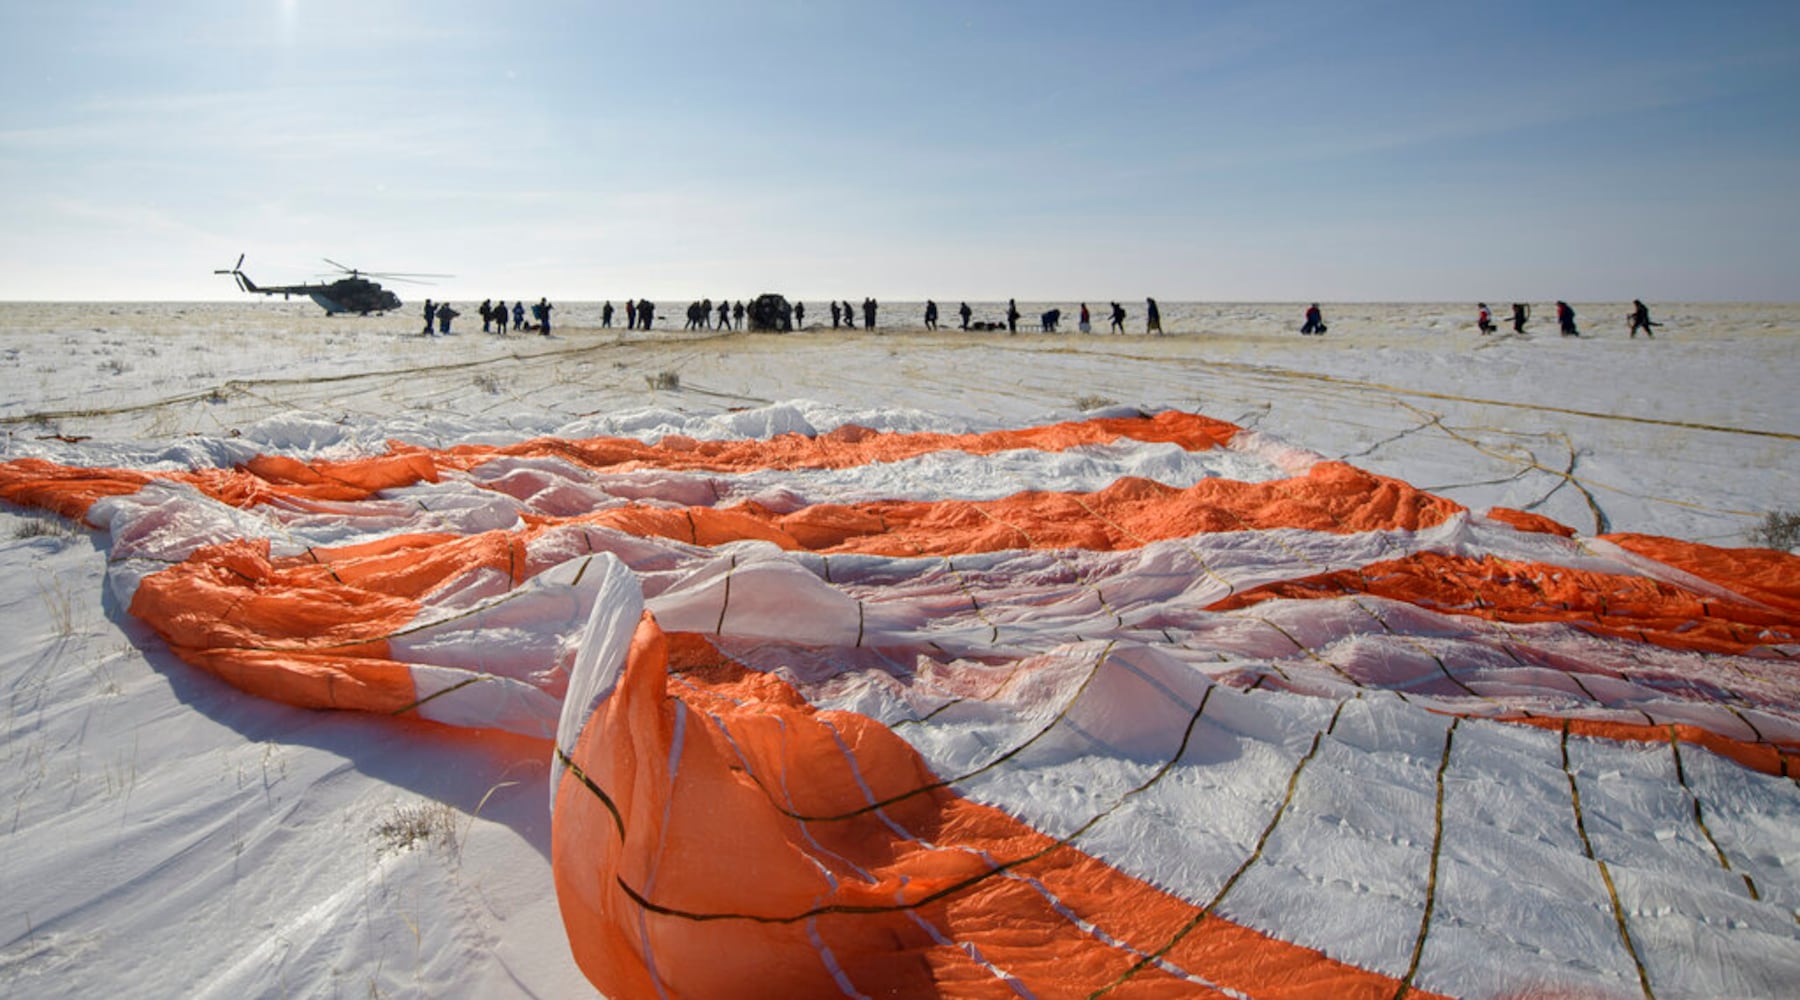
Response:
374,800,459,854
1747,510,1800,551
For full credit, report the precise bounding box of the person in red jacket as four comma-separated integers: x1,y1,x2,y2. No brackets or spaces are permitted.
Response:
1300,303,1325,335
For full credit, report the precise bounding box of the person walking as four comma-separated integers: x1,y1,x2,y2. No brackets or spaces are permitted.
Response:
1477,303,1495,335
1006,298,1020,334
1109,302,1126,333
602,301,614,328
422,298,436,336
1556,301,1579,337
959,302,972,330
734,301,746,330
924,300,938,330
1511,303,1530,334
479,298,494,333
626,299,637,330
830,301,841,329
493,299,508,337
1079,303,1091,333
513,301,526,331
1146,298,1163,335
862,298,876,330
794,301,805,328
436,300,457,335
537,297,553,336
1628,299,1659,338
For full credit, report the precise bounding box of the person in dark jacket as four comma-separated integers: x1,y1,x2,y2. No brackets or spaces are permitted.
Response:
1628,299,1659,338
1556,301,1579,337
1300,303,1325,335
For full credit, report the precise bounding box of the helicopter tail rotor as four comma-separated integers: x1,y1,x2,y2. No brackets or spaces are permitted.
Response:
214,253,251,292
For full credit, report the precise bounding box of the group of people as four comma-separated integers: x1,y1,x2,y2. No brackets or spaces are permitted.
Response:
420,298,555,336
854,298,1169,335
677,299,750,330
1472,299,1660,338
420,296,1664,341
825,299,881,330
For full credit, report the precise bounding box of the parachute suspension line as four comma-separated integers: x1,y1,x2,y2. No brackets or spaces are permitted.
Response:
1245,614,1342,687
1091,699,1349,998
1667,727,1762,904
554,744,626,839
854,599,865,648
390,673,489,717
940,555,1000,645
966,501,1036,550
968,501,1127,629
1401,406,1586,532
715,641,1128,825
1348,599,1487,703
1064,484,1238,599
303,546,346,585
714,552,737,635
1393,717,1459,1000
1560,720,1656,1000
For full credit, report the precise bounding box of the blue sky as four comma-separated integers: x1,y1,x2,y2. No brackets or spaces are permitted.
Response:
2,0,1796,302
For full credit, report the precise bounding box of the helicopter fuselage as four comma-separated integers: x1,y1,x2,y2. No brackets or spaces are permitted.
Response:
217,257,410,315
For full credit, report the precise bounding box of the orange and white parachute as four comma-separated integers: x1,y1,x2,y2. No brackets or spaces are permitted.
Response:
3,406,1797,999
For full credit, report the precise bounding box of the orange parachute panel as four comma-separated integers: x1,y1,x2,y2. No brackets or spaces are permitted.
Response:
0,457,154,522
177,646,418,715
1485,506,1578,537
1603,532,1800,616
128,537,420,654
306,529,530,595
1207,549,1798,658
554,615,1440,1000
124,535,431,714
546,462,1465,558
455,410,1242,476
0,411,1242,522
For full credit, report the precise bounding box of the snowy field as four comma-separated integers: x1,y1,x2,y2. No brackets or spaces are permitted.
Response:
0,300,1796,998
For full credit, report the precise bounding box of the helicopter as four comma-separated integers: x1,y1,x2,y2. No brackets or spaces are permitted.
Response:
214,255,448,315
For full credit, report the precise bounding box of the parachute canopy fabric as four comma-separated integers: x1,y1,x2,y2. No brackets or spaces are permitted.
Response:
2,404,1797,999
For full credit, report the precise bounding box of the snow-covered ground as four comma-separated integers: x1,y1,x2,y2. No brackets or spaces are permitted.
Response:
0,300,1795,998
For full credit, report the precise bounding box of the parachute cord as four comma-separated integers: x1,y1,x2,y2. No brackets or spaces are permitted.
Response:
714,552,737,635
1393,718,1458,1000
1091,700,1347,998
554,744,627,840
1667,727,1762,903
940,555,1000,645
389,673,487,717
1561,720,1656,1000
